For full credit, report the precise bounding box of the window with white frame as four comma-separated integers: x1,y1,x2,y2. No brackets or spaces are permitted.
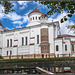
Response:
10,51,12,55
65,45,67,51
22,37,24,46
72,43,74,52
7,39,9,47
37,35,39,44
56,45,59,51
10,39,12,47
7,51,8,56
25,37,28,45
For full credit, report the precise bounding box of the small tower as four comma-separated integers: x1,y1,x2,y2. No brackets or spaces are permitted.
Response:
40,12,50,57
27,7,42,27
40,12,48,23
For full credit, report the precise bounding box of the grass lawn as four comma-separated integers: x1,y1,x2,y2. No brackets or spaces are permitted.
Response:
0,57,75,62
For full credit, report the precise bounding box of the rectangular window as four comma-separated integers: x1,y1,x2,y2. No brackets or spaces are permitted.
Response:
26,37,27,45
37,35,39,44
72,44,74,52
10,51,12,55
7,51,8,56
65,45,67,51
7,39,9,47
10,39,12,47
56,45,59,51
22,37,24,45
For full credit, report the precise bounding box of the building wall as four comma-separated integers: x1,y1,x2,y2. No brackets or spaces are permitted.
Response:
2,25,42,56
55,38,63,57
27,12,41,27
55,38,71,57
0,32,3,56
48,25,55,53
70,37,75,57
1,21,74,58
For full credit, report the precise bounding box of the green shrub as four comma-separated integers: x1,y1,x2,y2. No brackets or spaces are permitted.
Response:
0,56,3,59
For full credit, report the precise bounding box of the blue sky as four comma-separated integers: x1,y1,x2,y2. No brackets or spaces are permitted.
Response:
0,1,75,35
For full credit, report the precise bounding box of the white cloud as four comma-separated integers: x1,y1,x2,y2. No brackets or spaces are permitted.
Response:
0,5,5,19
18,1,27,5
48,12,74,35
19,6,25,10
10,1,17,10
15,25,21,29
13,21,22,25
33,1,48,13
60,20,74,35
22,10,32,23
18,1,29,10
6,27,14,30
12,9,32,26
6,12,22,21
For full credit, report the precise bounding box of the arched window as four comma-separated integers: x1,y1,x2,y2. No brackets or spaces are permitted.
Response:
10,51,12,55
7,51,8,56
72,44,74,52
10,39,12,47
7,39,9,47
25,37,28,45
56,45,59,51
39,17,40,20
30,18,32,21
36,16,37,20
37,35,39,44
22,37,24,46
65,45,67,51
42,54,44,58
33,17,34,20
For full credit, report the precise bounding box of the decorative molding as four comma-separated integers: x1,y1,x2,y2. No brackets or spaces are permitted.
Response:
13,45,18,47
6,34,14,36
14,40,18,41
30,37,35,39
20,31,29,34
30,43,35,45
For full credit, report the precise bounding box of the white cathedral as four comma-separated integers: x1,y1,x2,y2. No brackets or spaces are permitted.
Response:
0,7,75,59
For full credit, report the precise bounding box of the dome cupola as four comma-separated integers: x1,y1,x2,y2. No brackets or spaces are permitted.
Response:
27,7,42,27
40,12,48,23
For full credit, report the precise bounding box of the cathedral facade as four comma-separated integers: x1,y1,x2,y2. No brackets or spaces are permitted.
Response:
0,8,75,59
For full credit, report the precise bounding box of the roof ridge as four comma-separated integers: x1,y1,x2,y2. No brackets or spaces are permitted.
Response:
28,8,42,16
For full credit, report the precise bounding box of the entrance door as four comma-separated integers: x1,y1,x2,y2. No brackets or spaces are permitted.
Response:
42,54,44,58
